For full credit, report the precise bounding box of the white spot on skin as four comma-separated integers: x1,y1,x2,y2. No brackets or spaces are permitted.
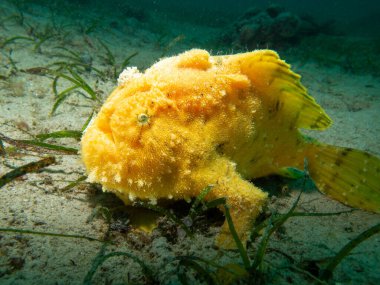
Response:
229,161,237,169
137,179,145,188
128,193,135,201
117,66,142,86
149,197,157,205
87,169,98,182
114,173,121,183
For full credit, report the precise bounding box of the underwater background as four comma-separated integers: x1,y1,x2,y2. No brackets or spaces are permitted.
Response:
0,0,379,284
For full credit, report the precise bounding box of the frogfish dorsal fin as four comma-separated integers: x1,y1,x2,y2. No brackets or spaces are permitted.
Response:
223,50,332,130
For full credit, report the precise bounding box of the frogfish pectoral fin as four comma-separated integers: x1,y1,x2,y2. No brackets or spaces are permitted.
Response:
192,157,268,249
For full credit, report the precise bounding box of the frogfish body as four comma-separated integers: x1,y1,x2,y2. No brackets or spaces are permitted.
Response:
81,49,380,248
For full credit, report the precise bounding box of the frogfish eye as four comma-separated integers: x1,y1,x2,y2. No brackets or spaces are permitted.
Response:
137,113,150,125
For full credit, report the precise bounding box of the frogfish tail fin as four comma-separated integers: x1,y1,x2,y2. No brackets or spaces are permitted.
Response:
306,143,380,213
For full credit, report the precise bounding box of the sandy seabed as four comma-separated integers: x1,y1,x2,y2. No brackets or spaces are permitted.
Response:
0,1,379,284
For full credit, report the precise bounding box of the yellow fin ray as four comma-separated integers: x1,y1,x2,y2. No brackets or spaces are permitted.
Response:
307,144,380,213
236,50,332,130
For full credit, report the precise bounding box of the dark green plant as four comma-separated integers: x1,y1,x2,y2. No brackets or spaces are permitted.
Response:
319,222,380,280
161,160,348,283
0,25,57,53
160,34,185,57
59,175,87,192
81,111,95,132
0,132,78,154
82,18,102,35
176,256,220,284
1,12,24,26
189,185,214,220
4,0,25,26
167,191,358,284
0,156,56,188
36,130,82,141
83,203,157,284
0,35,34,49
27,111,93,155
0,227,103,242
83,251,155,285
53,47,87,64
3,50,18,75
49,47,104,76
98,39,138,79
18,139,78,154
48,9,74,36
26,24,58,53
49,66,100,115
0,138,5,155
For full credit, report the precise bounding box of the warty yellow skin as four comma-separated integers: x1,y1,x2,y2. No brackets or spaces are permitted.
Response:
81,49,380,248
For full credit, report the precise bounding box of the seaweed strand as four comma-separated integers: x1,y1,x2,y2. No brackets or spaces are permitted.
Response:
0,227,103,242
320,223,380,280
0,156,56,188
0,133,78,154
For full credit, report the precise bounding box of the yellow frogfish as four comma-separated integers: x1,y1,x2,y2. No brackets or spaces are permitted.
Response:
81,49,380,248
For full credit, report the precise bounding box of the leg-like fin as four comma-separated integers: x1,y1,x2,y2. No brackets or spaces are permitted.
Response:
191,156,268,249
